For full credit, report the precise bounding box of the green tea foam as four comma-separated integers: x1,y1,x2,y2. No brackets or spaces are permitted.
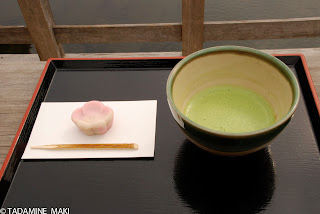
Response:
184,85,275,133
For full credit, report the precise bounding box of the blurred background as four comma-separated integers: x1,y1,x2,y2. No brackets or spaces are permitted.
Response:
1,0,320,54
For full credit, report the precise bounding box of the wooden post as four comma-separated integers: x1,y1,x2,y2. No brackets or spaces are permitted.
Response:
17,0,64,61
182,0,205,56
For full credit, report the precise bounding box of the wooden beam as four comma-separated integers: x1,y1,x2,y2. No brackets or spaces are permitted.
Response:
1,17,320,46
204,17,320,41
54,23,182,44
17,0,63,60
0,26,32,44
54,18,320,43
182,0,205,56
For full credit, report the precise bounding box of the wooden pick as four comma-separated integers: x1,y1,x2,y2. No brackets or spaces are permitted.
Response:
31,143,138,150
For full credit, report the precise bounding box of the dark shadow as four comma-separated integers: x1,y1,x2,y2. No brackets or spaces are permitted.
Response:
174,140,275,214
0,44,31,54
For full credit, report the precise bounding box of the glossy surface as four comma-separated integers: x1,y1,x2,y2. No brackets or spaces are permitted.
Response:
1,57,320,213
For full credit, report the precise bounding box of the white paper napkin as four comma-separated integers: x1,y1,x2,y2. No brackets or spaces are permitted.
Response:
22,100,157,159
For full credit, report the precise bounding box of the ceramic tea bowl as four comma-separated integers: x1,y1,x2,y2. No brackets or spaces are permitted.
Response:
166,46,300,156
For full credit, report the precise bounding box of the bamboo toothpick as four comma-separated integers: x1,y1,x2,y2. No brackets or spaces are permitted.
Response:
31,143,138,150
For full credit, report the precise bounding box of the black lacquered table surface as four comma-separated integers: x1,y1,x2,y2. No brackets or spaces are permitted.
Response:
2,57,320,214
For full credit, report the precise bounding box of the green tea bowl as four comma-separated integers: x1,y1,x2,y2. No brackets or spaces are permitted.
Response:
166,46,300,156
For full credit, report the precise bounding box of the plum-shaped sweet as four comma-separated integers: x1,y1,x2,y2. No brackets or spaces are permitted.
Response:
71,101,114,136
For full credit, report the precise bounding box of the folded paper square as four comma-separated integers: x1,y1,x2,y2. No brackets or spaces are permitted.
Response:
22,100,157,159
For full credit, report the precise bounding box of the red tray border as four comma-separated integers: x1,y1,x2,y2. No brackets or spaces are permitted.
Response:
1,54,319,180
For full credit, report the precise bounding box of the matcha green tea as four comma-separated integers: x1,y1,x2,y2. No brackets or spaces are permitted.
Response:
184,85,275,133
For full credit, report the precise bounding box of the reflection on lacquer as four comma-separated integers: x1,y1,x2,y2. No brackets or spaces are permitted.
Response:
174,140,275,213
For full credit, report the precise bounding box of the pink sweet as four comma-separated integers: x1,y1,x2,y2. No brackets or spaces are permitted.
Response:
71,101,114,136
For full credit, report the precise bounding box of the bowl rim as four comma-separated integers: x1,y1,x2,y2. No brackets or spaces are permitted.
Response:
166,46,300,138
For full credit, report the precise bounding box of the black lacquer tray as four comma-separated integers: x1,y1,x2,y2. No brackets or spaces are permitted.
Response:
1,55,320,214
